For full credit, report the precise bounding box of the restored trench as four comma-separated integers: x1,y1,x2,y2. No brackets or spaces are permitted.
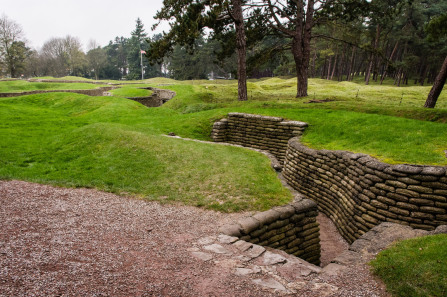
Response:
5,81,346,265
166,133,350,267
212,112,447,267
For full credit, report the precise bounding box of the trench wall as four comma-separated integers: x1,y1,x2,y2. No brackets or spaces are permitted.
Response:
283,139,447,243
213,113,447,244
126,88,176,107
127,96,165,107
212,112,307,164
220,197,321,265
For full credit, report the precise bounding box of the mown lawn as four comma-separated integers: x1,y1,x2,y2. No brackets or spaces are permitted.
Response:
370,234,447,297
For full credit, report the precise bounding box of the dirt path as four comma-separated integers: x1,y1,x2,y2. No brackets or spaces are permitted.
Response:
0,180,387,296
318,214,349,267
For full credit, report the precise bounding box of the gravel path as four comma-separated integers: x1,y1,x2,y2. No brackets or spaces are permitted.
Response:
0,180,387,296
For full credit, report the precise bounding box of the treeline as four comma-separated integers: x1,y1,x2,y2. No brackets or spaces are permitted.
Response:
307,1,447,87
0,16,234,81
1,0,446,88
238,0,446,87
148,0,447,106
0,17,163,80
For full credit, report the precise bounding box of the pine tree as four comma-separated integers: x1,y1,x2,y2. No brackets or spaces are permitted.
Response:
127,18,148,80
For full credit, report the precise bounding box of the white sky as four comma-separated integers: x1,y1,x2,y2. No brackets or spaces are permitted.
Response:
0,0,167,50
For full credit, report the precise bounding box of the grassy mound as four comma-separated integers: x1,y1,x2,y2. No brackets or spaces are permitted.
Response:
0,92,290,212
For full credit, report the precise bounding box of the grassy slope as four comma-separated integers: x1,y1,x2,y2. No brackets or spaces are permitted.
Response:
0,80,107,92
157,77,447,121
0,93,290,212
370,234,447,297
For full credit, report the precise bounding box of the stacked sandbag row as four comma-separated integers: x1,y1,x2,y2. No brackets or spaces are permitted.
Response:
220,197,321,265
211,112,307,164
283,138,447,243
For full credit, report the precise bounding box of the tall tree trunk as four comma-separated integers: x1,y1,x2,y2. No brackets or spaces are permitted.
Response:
289,0,313,97
292,38,309,97
380,41,398,85
232,0,247,101
424,56,447,108
311,46,317,77
419,64,428,86
321,59,327,78
355,53,365,79
365,54,373,83
326,56,332,80
397,70,403,87
366,25,381,85
347,47,356,81
330,54,337,80
338,45,346,81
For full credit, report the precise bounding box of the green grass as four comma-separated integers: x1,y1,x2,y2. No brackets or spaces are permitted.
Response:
31,76,96,82
0,92,291,212
0,76,446,212
1,76,445,294
152,81,447,165
370,234,447,297
109,85,153,97
0,80,107,92
148,77,447,122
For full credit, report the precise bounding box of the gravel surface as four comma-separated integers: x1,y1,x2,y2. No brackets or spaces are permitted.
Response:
0,180,388,296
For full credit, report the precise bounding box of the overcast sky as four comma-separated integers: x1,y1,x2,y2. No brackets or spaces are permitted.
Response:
0,0,167,50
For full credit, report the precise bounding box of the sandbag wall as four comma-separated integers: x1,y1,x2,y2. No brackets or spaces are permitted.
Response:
220,198,321,265
211,112,308,164
212,113,447,244
283,139,447,243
